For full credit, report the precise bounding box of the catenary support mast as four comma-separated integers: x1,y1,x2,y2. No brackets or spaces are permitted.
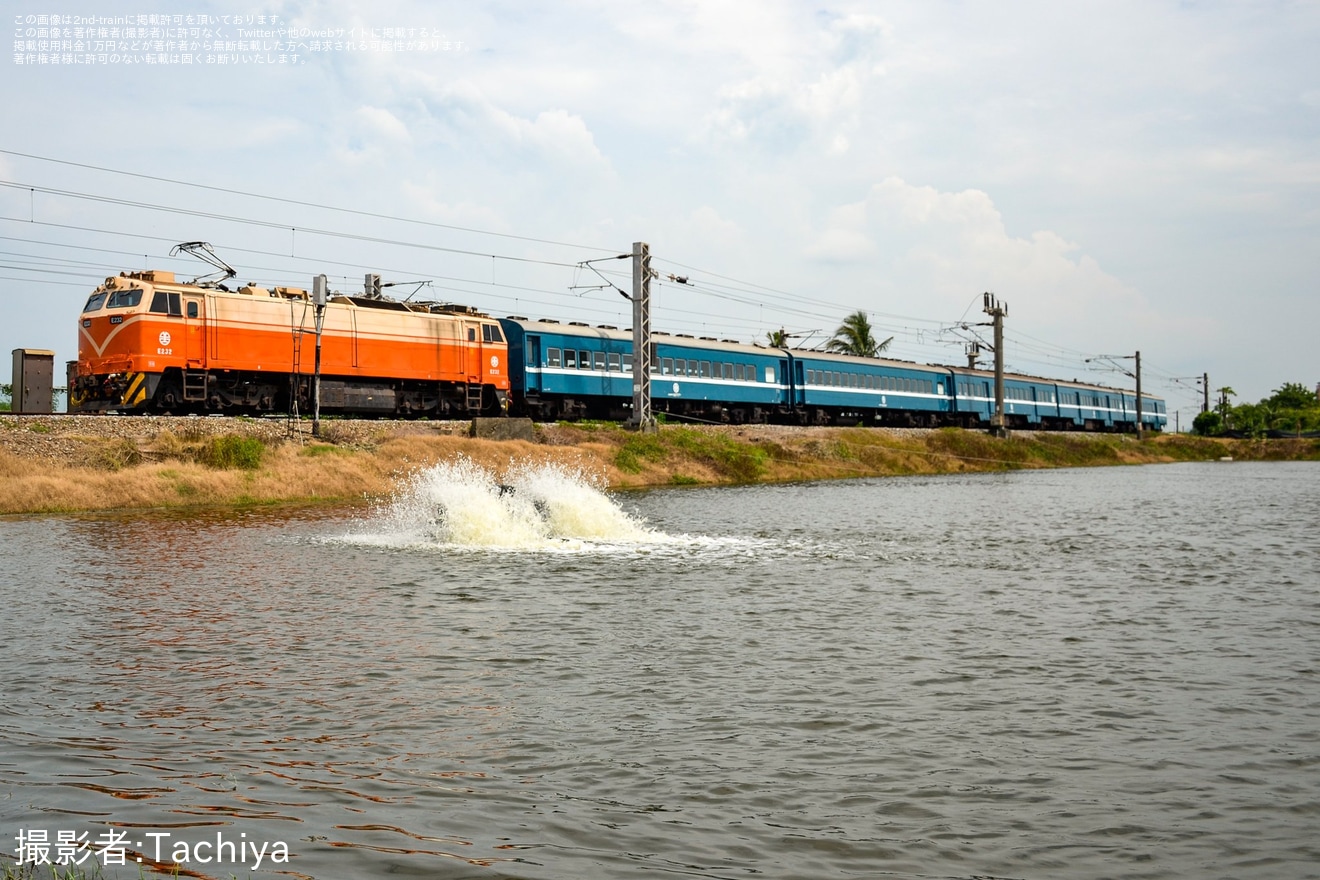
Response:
630,241,656,432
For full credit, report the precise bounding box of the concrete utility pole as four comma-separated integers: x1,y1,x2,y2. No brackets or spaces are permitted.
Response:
1202,372,1210,414
629,241,656,433
312,274,327,438
982,292,1009,437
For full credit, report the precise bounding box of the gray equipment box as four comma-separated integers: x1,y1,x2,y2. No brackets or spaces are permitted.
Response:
11,349,56,414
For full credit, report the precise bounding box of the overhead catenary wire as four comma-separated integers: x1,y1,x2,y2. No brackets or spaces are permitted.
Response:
0,180,588,271
0,158,1187,401
0,148,620,254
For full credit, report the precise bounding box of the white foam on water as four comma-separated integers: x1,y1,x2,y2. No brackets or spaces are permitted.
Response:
338,457,679,553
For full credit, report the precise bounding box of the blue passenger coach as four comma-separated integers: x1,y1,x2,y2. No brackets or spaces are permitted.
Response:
790,351,952,426
498,318,790,422
499,317,1166,431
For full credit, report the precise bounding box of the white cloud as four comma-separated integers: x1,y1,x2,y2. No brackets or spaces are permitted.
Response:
356,106,411,143
801,177,1200,360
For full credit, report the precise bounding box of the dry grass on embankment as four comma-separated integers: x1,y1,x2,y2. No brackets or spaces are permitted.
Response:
1,415,1317,515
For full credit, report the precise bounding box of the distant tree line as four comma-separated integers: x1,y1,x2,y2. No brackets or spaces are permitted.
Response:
1193,382,1320,438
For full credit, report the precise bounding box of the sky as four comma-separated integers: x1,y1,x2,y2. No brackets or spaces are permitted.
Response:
3,0,1317,424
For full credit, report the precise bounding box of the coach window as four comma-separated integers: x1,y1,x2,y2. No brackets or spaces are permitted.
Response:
721,363,731,380
547,347,561,367
746,364,755,380
674,358,686,376
608,353,621,371
622,353,633,372
579,350,592,369
592,351,605,370
660,358,672,375
764,366,775,383
732,364,742,381
564,349,577,368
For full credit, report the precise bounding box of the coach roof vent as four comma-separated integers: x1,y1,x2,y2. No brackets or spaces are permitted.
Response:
596,324,617,329
538,318,560,323
569,321,590,326
506,315,528,321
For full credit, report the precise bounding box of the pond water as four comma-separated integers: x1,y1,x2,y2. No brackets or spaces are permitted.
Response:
1,460,1317,879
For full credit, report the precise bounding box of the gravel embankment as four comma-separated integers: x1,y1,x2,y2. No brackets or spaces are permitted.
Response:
0,414,470,463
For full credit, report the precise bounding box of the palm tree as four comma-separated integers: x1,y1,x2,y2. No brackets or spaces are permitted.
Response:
766,328,789,347
825,310,892,358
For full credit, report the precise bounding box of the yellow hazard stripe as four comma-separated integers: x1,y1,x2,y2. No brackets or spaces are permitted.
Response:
122,372,148,408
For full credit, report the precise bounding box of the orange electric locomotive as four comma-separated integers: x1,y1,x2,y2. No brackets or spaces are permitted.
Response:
69,245,509,417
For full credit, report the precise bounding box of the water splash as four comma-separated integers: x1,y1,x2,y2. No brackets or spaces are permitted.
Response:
347,458,668,552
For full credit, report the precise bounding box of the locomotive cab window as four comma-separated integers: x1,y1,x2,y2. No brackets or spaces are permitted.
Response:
107,289,143,309
467,328,477,342
83,292,108,312
186,301,199,319
482,324,504,343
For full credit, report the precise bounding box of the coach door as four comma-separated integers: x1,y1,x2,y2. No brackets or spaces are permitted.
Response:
182,294,205,368
526,335,542,393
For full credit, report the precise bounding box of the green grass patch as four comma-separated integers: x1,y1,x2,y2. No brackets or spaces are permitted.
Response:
666,427,769,482
199,434,265,470
615,431,668,473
